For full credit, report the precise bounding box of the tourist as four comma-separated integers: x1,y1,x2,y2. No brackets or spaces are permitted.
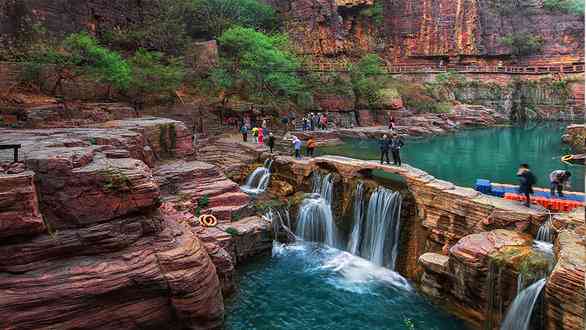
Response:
292,136,302,159
517,164,537,207
252,126,259,143
390,133,404,166
310,113,316,131
388,115,396,130
268,133,276,154
306,137,317,158
240,124,248,142
549,170,571,197
320,114,328,130
258,126,264,145
379,134,391,165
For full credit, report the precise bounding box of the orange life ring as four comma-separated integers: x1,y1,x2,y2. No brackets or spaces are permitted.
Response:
199,214,218,227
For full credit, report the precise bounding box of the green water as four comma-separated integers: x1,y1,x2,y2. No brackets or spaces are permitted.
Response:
318,123,584,191
225,243,469,329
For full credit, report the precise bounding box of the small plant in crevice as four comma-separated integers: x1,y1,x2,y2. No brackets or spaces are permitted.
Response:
101,168,132,193
193,194,210,217
44,217,58,240
225,227,240,236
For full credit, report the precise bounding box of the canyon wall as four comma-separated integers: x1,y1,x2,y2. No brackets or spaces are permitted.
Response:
272,0,584,66
2,0,582,66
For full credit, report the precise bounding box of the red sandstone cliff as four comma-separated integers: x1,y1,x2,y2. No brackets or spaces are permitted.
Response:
2,0,582,67
0,119,226,329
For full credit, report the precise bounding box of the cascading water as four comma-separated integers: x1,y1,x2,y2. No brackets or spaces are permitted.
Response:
347,182,365,255
296,172,337,247
500,278,547,330
241,159,273,194
360,187,403,268
536,217,554,243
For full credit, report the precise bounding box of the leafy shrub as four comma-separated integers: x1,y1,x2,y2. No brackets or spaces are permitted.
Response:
360,1,384,26
127,48,185,108
187,0,280,39
102,168,132,192
543,0,585,15
500,33,544,58
101,0,191,55
349,54,388,107
225,227,241,236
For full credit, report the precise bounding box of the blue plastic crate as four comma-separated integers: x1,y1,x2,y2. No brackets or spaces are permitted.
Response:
474,179,492,194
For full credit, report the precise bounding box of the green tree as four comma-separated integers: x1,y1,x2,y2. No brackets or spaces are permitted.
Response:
500,33,544,58
187,0,280,39
212,26,305,107
128,49,185,110
23,32,130,96
349,54,387,108
64,33,131,94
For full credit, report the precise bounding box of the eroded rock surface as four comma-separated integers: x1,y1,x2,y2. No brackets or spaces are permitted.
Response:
545,227,585,330
0,118,226,329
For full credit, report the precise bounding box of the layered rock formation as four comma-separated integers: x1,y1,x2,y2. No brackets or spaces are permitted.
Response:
155,160,251,222
0,118,228,329
562,124,585,153
544,226,585,330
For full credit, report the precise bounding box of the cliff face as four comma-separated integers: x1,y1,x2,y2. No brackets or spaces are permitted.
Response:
272,0,583,66
384,0,584,65
1,0,582,66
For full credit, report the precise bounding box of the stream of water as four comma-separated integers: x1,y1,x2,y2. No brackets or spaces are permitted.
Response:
317,123,584,190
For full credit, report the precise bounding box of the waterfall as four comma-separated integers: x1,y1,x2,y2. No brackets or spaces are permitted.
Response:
296,172,337,247
264,207,296,242
241,159,273,194
347,182,365,255
360,187,403,268
501,279,546,330
312,172,333,204
536,218,554,243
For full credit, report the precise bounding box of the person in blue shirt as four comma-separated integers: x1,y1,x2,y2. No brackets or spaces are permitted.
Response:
292,136,302,159
240,124,248,142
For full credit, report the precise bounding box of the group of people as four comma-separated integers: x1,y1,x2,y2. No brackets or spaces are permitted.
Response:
291,136,317,160
517,165,572,207
240,121,276,153
302,113,328,131
379,133,404,166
